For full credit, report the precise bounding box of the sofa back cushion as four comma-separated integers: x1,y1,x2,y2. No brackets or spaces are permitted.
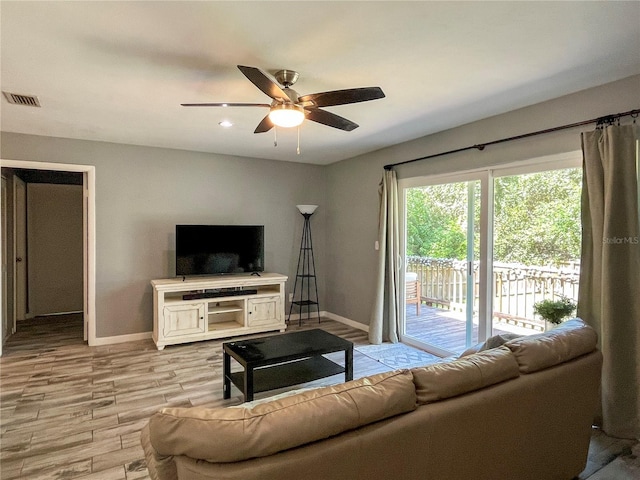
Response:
460,333,522,357
505,318,598,373
149,369,416,463
411,346,520,405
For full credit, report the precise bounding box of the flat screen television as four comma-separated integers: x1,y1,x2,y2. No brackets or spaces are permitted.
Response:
176,225,264,276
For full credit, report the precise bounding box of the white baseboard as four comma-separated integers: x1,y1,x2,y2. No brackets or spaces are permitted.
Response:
90,331,152,346
287,311,368,332
321,311,369,332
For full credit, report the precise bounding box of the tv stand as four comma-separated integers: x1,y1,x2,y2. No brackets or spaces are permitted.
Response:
151,273,287,350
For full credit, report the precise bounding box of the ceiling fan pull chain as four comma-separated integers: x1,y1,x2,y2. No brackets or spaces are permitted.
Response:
274,127,278,147
297,126,301,155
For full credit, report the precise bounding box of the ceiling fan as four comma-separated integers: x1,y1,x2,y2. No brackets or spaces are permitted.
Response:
181,65,385,133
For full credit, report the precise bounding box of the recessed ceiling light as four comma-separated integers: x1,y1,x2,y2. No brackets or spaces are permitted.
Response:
218,120,233,128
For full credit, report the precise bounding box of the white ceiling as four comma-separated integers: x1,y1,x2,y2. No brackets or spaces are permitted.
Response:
1,1,639,165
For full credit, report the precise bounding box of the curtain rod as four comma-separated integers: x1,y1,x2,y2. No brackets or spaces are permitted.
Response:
383,108,640,170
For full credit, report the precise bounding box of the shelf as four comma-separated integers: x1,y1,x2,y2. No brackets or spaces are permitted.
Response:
208,320,243,331
164,295,200,304
208,305,243,314
256,286,280,294
292,300,318,306
228,356,345,396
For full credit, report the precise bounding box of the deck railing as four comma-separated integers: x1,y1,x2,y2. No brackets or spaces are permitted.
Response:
406,256,580,332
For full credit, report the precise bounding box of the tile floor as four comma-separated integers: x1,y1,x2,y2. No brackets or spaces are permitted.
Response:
0,314,637,479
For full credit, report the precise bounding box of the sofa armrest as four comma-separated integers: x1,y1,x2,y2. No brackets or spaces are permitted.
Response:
141,424,178,480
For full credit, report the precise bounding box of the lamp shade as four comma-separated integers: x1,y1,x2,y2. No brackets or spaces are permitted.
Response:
296,205,318,215
269,104,305,128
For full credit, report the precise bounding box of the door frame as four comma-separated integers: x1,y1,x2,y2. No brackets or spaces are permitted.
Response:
0,159,96,348
0,175,6,357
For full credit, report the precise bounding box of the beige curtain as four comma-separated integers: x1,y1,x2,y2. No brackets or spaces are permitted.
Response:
579,124,640,439
370,169,401,344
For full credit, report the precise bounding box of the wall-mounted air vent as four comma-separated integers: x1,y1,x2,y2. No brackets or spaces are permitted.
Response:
3,91,41,107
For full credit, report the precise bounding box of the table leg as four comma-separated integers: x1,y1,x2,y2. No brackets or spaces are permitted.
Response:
345,345,353,382
223,350,231,399
244,366,254,402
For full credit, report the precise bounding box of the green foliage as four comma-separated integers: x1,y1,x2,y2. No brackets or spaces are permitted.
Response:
493,169,582,265
533,297,576,324
405,168,582,266
406,185,469,259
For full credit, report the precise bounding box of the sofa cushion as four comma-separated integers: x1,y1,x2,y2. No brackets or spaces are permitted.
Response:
148,369,416,463
460,333,522,357
505,318,598,373
411,346,520,405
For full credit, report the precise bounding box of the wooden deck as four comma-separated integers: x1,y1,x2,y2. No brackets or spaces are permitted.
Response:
405,303,539,354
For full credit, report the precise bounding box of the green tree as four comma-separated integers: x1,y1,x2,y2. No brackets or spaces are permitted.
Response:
406,185,468,260
406,168,582,266
493,168,581,265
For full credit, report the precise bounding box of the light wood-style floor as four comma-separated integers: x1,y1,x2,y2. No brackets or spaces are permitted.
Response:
0,314,636,479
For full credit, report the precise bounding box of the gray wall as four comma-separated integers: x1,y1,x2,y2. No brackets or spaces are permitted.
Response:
0,138,326,337
324,74,640,328
1,74,638,336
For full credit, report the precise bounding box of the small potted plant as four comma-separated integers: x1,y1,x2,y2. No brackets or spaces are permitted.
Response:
533,297,577,331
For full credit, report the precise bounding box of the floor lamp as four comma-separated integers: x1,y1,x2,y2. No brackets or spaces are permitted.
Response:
288,205,320,326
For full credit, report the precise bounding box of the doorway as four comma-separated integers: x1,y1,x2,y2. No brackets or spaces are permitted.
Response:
0,159,96,352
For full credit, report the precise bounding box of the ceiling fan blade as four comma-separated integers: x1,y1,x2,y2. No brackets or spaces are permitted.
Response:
254,114,274,133
298,87,385,108
305,108,358,131
181,102,270,107
237,65,290,102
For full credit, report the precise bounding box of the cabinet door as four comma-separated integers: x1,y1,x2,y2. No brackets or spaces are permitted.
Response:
163,303,206,337
247,296,281,327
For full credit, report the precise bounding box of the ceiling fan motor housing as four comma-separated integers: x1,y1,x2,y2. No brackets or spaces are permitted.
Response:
275,69,299,87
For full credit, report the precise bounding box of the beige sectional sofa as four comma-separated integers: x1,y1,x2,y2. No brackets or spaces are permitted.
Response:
141,319,602,480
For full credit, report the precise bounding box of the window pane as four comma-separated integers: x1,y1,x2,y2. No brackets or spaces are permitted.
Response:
492,168,582,335
404,180,480,355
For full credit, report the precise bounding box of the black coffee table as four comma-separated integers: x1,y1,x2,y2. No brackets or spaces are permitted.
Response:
223,329,354,402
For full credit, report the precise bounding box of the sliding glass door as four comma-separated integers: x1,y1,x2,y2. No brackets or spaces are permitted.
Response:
400,154,581,357
491,165,582,335
401,174,486,356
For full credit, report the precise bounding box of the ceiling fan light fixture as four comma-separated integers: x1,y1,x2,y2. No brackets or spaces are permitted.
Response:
269,104,305,128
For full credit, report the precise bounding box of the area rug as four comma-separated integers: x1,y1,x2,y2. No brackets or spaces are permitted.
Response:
355,343,441,369
589,441,640,480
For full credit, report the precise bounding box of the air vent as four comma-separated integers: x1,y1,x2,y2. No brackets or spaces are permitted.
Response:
3,91,41,107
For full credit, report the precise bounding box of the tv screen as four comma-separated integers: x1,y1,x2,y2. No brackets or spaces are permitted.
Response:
176,225,264,276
